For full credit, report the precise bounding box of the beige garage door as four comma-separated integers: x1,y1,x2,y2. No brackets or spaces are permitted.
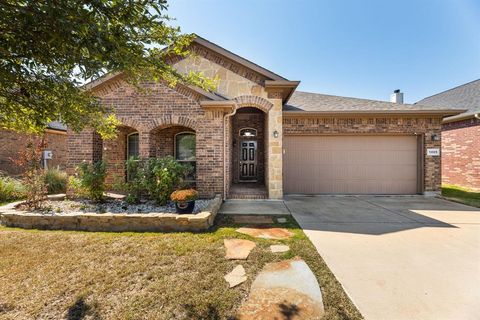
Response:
283,135,418,194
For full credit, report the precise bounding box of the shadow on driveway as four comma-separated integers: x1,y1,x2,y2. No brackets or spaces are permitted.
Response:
283,195,475,235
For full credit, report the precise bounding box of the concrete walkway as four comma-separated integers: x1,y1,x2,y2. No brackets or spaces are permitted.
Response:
219,200,290,215
285,195,480,320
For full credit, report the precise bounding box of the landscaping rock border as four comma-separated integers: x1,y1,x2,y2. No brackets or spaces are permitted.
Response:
0,194,222,232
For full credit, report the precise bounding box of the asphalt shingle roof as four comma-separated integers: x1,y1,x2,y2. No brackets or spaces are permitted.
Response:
416,79,480,115
284,91,464,112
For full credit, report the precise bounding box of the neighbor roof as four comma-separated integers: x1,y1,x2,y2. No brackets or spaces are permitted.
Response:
284,91,465,116
416,79,480,121
47,121,67,132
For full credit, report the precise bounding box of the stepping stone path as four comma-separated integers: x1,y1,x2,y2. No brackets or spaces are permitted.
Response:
236,227,294,240
276,217,287,223
224,239,256,260
236,257,325,319
270,244,290,253
233,215,274,224
224,265,247,288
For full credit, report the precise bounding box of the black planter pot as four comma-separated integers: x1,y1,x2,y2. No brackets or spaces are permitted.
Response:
174,200,195,214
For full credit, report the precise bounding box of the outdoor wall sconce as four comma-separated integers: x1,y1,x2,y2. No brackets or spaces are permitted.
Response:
431,134,440,141
273,130,279,138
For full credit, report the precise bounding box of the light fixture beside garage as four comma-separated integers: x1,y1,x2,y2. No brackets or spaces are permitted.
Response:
273,130,279,138
431,134,440,141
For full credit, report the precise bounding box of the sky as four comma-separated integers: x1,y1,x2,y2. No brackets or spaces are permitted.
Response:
168,0,480,103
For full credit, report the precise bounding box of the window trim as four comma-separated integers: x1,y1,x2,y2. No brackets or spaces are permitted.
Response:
174,131,196,183
239,127,258,138
174,131,196,162
126,132,139,159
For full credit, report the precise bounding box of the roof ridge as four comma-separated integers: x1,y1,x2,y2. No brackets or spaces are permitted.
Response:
415,78,480,104
293,90,417,106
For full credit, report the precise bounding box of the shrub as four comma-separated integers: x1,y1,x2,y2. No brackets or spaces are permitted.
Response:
0,176,26,203
143,156,191,205
77,161,107,202
44,168,67,194
124,157,144,204
67,176,88,199
170,189,198,202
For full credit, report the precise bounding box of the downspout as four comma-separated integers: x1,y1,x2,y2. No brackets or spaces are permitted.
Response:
223,104,238,199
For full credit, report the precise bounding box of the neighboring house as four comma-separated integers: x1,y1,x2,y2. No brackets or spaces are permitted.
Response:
69,36,463,199
417,79,480,191
0,122,68,175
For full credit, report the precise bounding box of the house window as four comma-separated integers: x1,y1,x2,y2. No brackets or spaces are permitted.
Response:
127,133,139,159
239,128,257,137
175,132,196,181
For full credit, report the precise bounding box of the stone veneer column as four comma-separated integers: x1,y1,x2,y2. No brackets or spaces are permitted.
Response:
267,98,283,199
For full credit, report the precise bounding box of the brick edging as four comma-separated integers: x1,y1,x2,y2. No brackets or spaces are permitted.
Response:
0,194,222,232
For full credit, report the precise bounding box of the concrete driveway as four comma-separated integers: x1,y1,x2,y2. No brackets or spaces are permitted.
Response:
285,195,480,320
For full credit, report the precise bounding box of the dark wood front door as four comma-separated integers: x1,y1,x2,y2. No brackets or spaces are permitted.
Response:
239,140,257,181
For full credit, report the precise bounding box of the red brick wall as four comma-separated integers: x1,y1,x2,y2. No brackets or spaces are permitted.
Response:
0,129,67,176
442,118,480,191
67,80,225,198
283,115,443,192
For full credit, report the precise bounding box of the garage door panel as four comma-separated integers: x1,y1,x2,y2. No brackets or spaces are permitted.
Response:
284,135,418,194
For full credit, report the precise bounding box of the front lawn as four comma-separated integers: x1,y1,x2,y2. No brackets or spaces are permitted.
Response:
442,184,480,208
0,216,362,320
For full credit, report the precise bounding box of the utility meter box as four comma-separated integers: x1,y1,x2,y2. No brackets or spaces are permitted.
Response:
43,150,53,160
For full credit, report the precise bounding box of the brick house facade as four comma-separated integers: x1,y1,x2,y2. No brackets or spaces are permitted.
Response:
0,128,67,176
417,79,479,191
441,118,480,190
67,36,463,199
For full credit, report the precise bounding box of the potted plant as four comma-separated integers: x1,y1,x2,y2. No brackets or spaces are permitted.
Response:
171,189,198,214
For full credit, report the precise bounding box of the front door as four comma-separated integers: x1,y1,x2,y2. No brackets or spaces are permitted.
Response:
239,141,257,181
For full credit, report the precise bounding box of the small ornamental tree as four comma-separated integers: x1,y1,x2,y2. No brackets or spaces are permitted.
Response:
12,138,47,209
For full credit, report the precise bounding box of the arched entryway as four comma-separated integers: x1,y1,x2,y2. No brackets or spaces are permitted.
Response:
229,107,267,198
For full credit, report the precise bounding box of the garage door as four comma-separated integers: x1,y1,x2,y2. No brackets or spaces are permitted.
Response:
283,135,418,194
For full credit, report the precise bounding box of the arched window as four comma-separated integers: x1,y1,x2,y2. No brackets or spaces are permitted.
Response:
127,132,139,158
239,128,257,137
175,132,196,181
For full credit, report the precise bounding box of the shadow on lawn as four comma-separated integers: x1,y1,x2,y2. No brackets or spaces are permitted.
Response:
66,297,101,320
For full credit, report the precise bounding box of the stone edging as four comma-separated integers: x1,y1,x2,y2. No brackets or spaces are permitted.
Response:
0,194,222,232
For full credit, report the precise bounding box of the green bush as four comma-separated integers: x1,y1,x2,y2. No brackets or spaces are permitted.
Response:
0,176,26,203
44,168,68,194
77,161,107,202
143,156,191,205
116,156,191,205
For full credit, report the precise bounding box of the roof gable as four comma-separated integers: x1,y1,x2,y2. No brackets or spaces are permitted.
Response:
416,79,480,115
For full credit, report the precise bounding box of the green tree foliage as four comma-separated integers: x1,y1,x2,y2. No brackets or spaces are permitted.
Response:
0,0,215,137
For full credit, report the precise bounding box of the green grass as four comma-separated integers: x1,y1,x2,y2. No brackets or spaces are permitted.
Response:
0,215,362,320
442,184,480,208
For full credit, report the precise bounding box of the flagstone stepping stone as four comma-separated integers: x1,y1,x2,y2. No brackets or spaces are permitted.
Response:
237,257,325,319
233,215,274,224
276,217,287,223
236,227,294,240
224,265,247,288
224,239,256,260
270,244,290,253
